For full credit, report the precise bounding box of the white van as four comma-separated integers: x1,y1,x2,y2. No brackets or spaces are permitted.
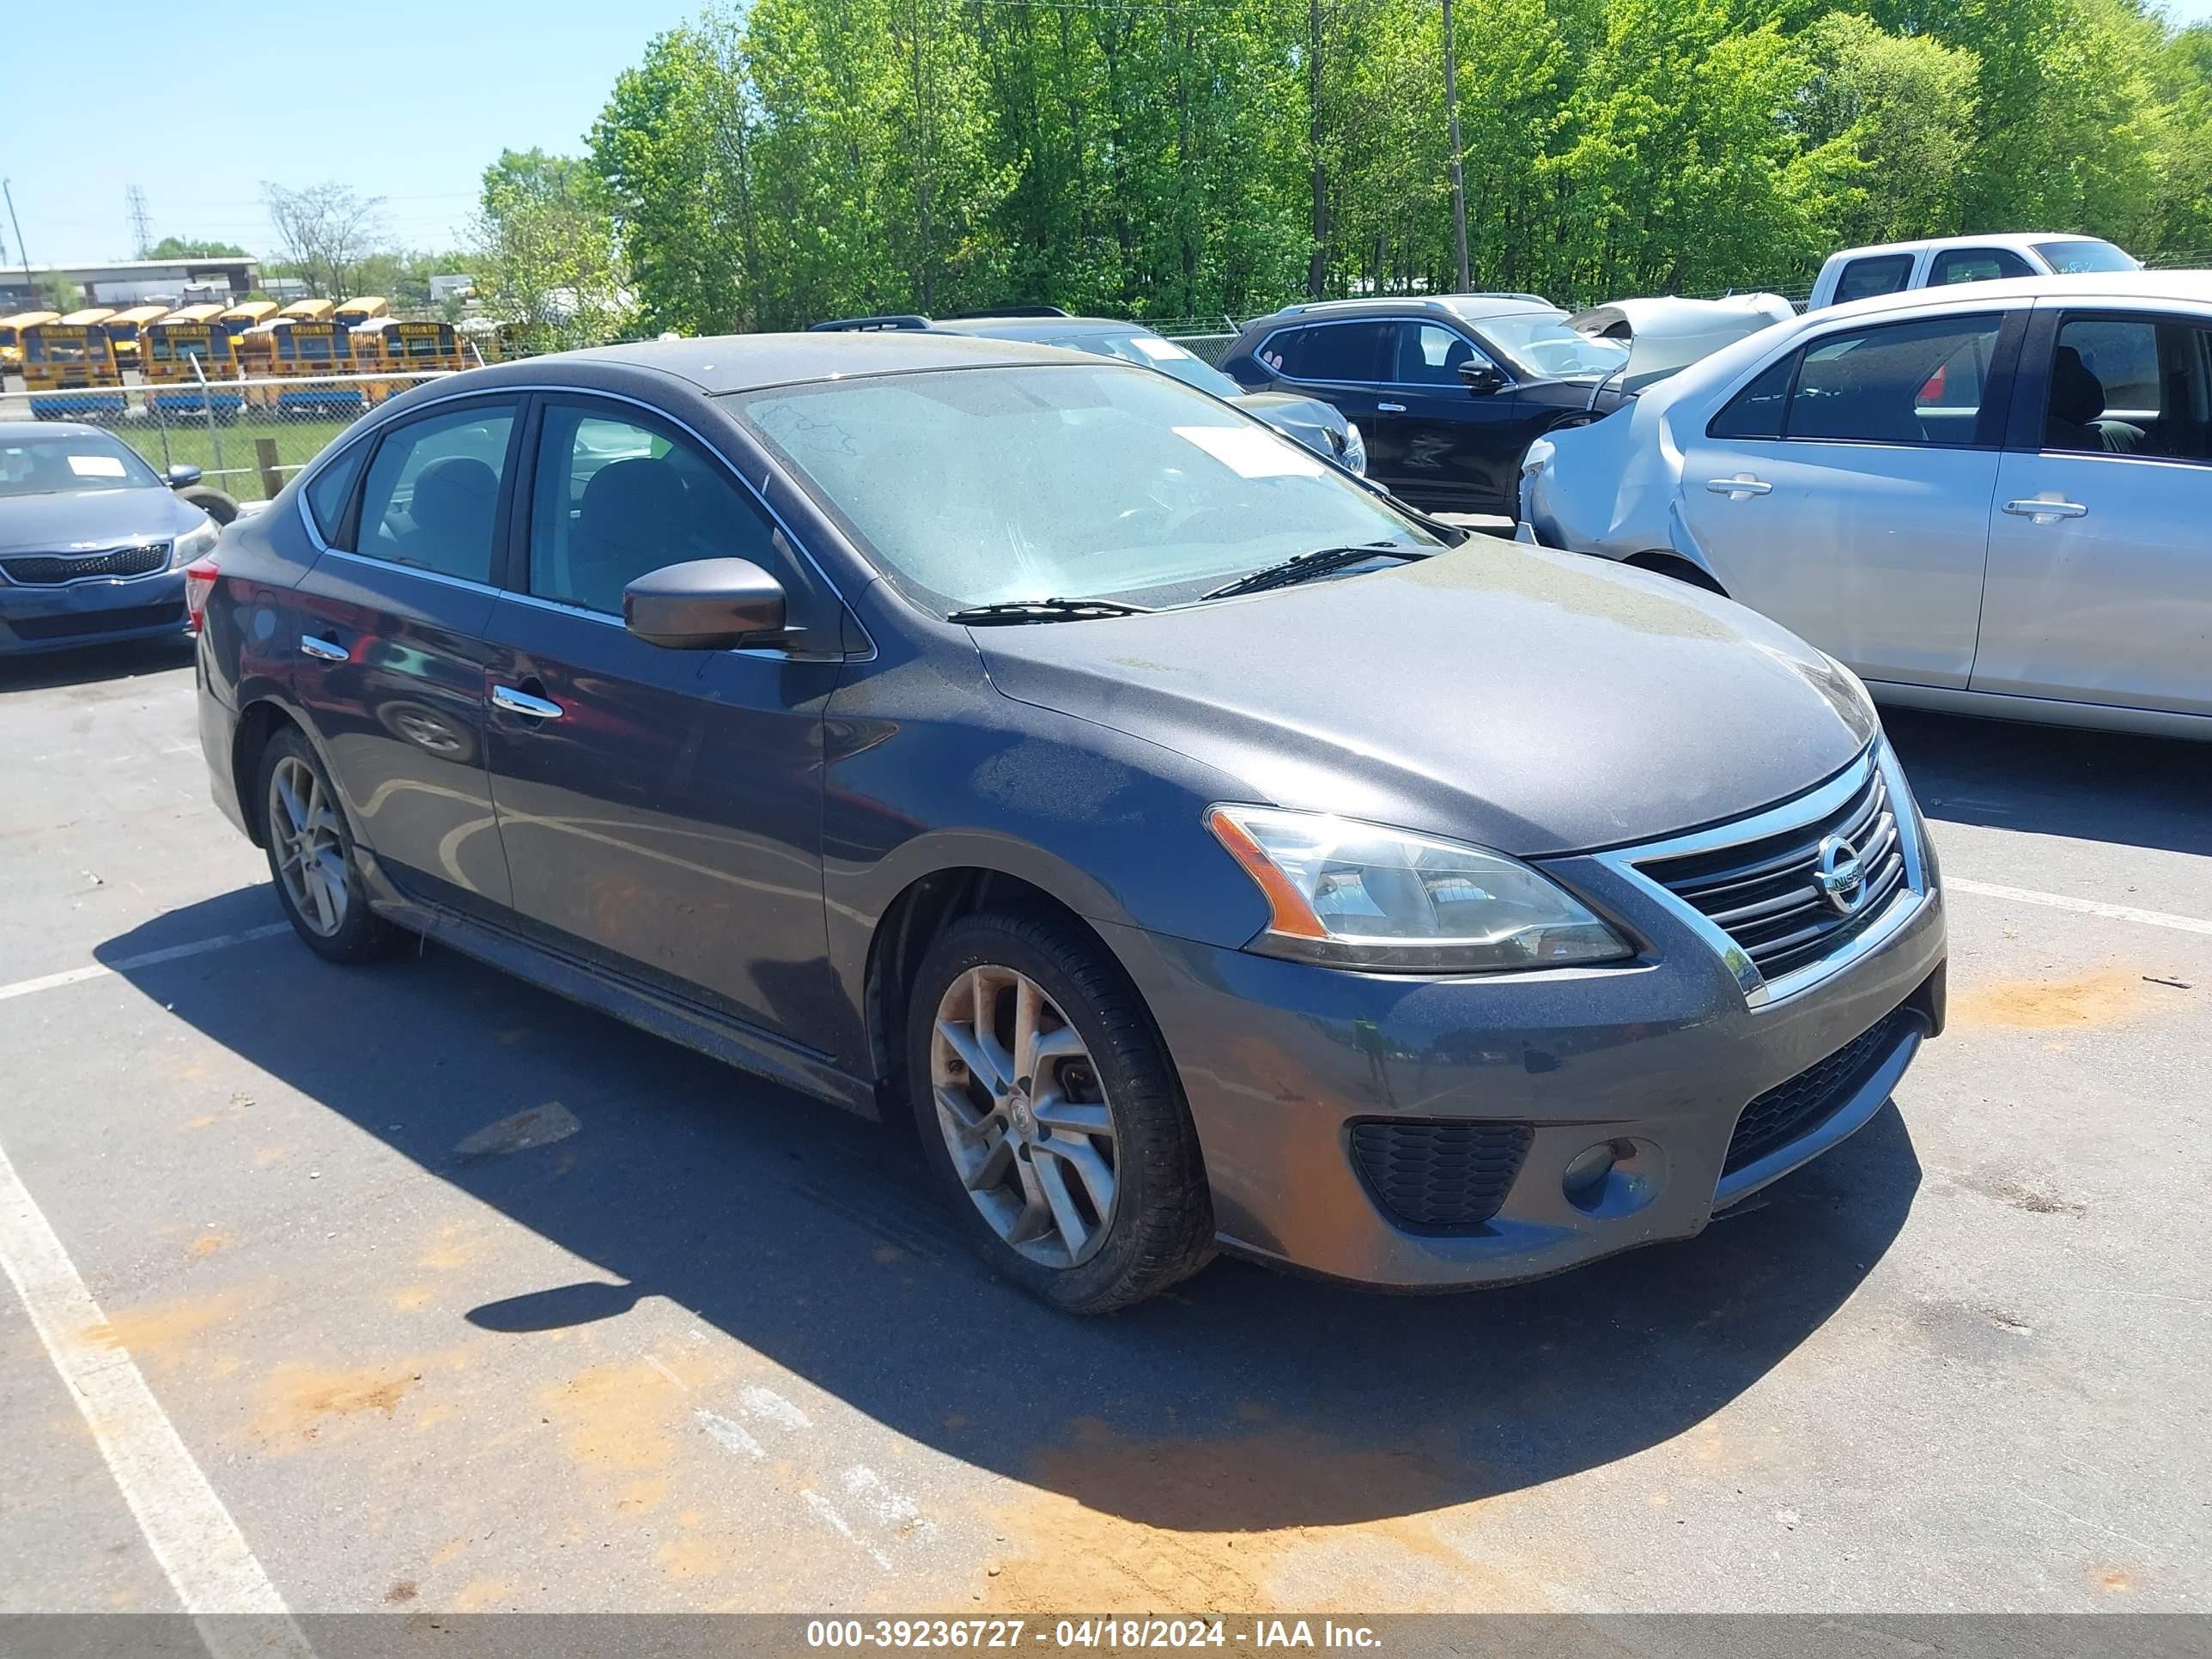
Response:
1807,234,2139,310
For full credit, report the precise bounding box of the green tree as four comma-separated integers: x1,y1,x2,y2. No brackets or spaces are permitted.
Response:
145,236,250,258
471,148,633,348
1792,13,1979,248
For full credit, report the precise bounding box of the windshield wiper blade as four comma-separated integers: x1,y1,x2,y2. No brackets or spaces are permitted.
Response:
1200,542,1425,602
946,597,1153,625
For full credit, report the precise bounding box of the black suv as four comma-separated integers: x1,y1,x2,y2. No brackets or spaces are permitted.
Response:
1218,295,1635,514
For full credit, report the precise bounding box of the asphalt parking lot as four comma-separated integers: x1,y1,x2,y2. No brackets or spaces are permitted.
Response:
2,633,2208,1620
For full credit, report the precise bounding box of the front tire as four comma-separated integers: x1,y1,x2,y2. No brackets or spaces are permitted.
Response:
906,911,1214,1314
257,730,400,963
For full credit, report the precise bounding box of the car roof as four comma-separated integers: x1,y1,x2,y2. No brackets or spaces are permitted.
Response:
1808,269,2212,322
930,316,1152,340
1821,232,2120,263
518,330,1085,393
1245,294,1558,330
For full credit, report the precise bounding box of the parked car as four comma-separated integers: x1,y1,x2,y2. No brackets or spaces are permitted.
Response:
1807,233,2139,310
1520,272,2212,738
1218,295,1635,514
811,308,1366,473
191,331,1946,1312
0,422,220,656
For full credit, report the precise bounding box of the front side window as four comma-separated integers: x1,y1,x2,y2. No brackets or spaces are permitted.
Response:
354,403,516,582
1929,247,2034,286
1787,315,2003,446
529,407,777,615
1257,323,1389,383
1833,254,1914,304
734,364,1433,611
1389,323,1479,386
2045,316,2212,461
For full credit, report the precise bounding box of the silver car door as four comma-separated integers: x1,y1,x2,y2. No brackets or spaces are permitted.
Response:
1973,302,2212,716
1674,310,2011,689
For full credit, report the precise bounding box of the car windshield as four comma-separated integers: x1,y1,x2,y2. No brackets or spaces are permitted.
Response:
2033,239,2138,275
0,432,163,498
1073,331,1245,398
732,364,1433,611
1471,313,1631,380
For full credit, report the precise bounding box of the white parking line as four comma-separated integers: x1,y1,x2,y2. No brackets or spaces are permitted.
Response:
0,923,290,1006
0,1137,313,1656
1949,878,2212,939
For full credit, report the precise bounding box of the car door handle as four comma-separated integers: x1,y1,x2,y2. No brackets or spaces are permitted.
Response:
298,633,348,662
1376,401,1407,413
1705,475,1772,497
2002,498,2087,523
491,684,563,720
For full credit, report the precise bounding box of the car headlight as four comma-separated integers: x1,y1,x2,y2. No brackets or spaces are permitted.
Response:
1205,805,1632,973
173,520,220,567
1339,421,1367,475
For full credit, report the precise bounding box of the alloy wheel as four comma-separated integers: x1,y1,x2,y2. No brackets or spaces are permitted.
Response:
269,756,349,937
930,963,1121,1268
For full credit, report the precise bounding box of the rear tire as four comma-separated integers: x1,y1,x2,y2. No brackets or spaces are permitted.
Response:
905,910,1214,1314
257,730,401,964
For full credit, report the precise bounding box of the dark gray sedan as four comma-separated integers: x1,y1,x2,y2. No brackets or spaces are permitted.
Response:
0,423,219,656
191,332,1946,1312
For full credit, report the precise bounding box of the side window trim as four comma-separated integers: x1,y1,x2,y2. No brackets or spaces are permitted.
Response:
1260,316,1497,390
295,434,372,553
345,394,526,591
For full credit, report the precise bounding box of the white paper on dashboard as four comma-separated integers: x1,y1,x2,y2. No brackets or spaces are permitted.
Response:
1172,425,1325,478
1132,336,1193,362
68,454,128,478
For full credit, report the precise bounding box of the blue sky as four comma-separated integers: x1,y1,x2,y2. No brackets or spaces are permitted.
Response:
0,0,701,267
4,0,2208,270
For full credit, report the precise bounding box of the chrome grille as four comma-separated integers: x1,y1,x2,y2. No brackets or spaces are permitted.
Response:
1,542,171,586
1638,763,1908,983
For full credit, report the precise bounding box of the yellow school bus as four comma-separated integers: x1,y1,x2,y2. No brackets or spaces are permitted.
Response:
0,309,61,373
22,323,127,418
234,319,289,402
267,320,365,413
218,300,280,337
60,307,119,330
332,295,391,331
143,313,244,417
103,304,173,367
276,297,336,325
350,318,466,401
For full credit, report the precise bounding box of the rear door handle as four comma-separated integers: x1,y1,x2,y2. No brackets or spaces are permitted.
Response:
2002,498,2087,523
299,633,347,662
491,684,563,720
1376,402,1407,413
1705,475,1772,498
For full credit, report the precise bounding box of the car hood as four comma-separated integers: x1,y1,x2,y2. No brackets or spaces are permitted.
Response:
974,541,1876,856
1228,390,1346,453
0,487,208,555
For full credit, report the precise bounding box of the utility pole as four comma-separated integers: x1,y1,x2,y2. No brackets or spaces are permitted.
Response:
126,185,154,258
1443,0,1470,292
3,179,33,306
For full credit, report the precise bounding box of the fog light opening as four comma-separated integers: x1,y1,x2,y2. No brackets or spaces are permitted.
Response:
1563,1137,1660,1218
1562,1143,1616,1203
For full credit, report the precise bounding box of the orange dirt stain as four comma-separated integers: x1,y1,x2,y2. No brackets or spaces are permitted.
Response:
81,1291,243,1364
258,1363,420,1446
1950,969,2148,1031
188,1233,228,1258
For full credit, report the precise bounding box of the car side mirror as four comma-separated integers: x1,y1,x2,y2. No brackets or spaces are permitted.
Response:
166,463,204,489
623,558,787,650
1457,361,1508,396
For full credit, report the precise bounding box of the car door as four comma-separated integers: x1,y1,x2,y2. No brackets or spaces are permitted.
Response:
290,396,520,919
1363,320,1529,512
1972,305,2212,715
480,395,848,1042
1673,309,2017,689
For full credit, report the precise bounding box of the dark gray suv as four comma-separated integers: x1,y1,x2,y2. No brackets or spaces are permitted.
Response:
191,331,1946,1313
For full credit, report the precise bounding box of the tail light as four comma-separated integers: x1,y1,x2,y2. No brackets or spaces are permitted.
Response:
183,555,221,633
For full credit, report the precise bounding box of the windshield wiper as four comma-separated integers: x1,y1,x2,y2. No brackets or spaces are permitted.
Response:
946,597,1154,625
1200,542,1427,602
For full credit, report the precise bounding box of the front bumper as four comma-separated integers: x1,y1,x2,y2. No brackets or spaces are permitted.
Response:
1103,849,1946,1291
0,568,188,656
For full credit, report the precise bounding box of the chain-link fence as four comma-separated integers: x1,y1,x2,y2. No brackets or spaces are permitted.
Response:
0,372,454,503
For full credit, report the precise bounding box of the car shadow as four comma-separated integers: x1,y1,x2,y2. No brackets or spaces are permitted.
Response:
0,632,197,694
1884,705,2212,858
98,891,1921,1532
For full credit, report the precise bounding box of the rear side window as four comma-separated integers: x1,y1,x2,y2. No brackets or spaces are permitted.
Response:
1929,247,2034,287
1789,315,2002,446
1832,254,1914,304
354,403,517,583
1257,323,1389,383
1708,356,1795,440
303,441,368,542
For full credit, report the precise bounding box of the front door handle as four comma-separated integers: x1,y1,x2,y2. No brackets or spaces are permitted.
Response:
1376,401,1407,413
2002,497,2088,524
299,633,347,662
1705,475,1772,498
491,684,563,720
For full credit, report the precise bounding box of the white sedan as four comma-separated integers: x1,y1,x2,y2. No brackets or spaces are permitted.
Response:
1519,271,2212,739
